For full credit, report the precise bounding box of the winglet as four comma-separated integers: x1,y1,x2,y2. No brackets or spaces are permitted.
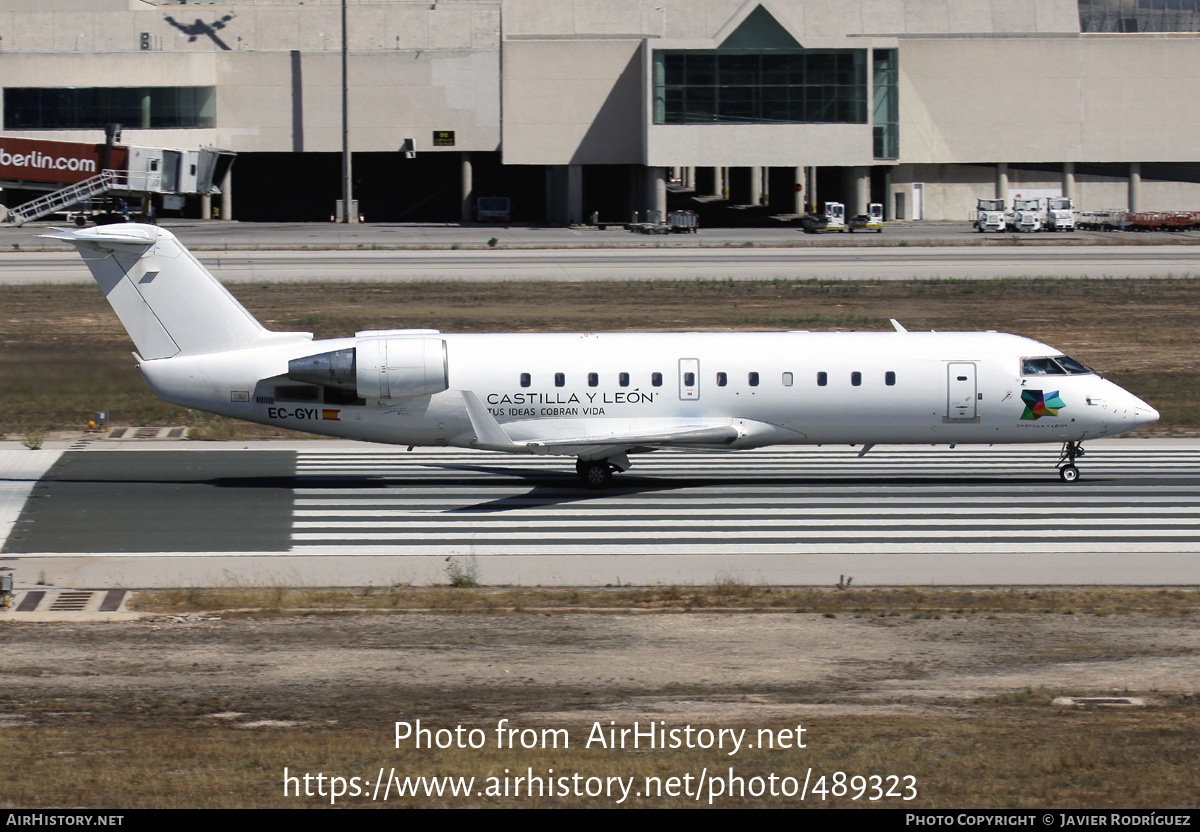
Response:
461,391,518,449
890,319,907,333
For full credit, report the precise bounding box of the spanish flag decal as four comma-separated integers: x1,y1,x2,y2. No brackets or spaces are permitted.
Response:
322,409,341,421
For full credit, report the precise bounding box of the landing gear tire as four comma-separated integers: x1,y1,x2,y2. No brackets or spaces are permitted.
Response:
1057,440,1085,483
577,460,613,489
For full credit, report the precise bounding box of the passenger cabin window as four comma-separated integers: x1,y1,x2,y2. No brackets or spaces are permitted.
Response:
554,372,565,387
588,372,599,387
885,371,896,386
619,372,630,387
782,372,793,387
851,371,862,387
817,372,827,387
520,373,531,388
748,372,760,387
716,372,727,387
652,372,663,387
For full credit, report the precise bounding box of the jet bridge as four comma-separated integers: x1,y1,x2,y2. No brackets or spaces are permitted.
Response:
0,134,234,225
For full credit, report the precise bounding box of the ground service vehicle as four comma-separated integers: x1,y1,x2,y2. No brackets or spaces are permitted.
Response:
849,203,883,232
1045,197,1076,231
801,202,846,233
1009,198,1044,233
975,198,1006,232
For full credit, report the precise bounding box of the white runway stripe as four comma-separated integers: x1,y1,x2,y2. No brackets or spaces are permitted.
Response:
293,502,1200,513
290,446,1200,554
292,529,1200,541
293,517,1200,529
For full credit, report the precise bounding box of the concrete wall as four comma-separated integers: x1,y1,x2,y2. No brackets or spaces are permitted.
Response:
900,37,1200,165
500,0,1080,39
217,50,499,154
0,51,220,148
0,2,499,54
0,4,500,154
502,39,643,165
888,163,1200,220
888,163,995,221
646,123,873,167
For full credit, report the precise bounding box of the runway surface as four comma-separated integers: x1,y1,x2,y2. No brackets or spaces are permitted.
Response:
3,440,1198,587
5,245,1200,284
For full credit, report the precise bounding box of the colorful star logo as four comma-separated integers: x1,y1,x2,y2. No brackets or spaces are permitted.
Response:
1021,389,1065,420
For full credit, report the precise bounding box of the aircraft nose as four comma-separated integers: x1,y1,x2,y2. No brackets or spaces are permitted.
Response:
1132,398,1160,428
1098,382,1159,431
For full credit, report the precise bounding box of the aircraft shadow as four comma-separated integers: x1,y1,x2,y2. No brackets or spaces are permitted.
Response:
11,468,1108,520
19,475,302,490
417,463,1074,512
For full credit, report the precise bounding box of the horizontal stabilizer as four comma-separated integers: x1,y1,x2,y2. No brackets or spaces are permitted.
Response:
42,226,157,248
45,223,311,359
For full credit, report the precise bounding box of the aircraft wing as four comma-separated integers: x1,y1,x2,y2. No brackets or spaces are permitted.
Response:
526,425,739,448
460,391,739,457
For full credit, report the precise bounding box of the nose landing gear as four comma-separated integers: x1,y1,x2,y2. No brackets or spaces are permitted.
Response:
1058,441,1085,482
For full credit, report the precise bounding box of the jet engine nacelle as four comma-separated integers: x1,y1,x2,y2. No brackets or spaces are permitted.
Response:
287,337,448,400
356,337,448,399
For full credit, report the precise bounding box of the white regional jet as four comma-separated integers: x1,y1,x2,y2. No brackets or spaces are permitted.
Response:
48,224,1159,486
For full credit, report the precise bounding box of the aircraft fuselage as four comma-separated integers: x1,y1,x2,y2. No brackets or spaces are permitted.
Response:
138,329,1154,452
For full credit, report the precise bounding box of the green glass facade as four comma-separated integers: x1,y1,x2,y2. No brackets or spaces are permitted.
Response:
653,50,867,125
1079,0,1200,32
872,49,898,159
3,87,216,130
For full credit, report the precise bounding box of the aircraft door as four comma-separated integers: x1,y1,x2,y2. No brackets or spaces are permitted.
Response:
947,362,977,420
679,358,700,400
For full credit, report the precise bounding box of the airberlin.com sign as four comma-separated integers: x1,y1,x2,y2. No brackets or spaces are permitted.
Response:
0,137,127,185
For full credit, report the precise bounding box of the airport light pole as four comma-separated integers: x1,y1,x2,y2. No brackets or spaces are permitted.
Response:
341,0,356,223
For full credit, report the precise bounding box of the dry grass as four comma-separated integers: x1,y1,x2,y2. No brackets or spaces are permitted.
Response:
130,586,1200,618
3,699,1197,808
6,591,1198,809
1,277,1198,436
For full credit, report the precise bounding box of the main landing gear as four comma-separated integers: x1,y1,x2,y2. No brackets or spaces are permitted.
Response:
1058,441,1085,483
576,459,615,488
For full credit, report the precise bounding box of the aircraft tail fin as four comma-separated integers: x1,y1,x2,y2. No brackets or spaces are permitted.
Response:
44,223,310,360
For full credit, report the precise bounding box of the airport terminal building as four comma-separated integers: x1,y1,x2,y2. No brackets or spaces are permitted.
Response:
2,0,1199,224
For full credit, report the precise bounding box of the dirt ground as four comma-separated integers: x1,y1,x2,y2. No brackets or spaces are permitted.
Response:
8,609,1197,716
3,607,1198,808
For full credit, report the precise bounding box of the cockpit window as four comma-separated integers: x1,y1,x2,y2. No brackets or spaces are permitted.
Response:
1021,356,1093,376
1055,355,1093,375
1022,358,1066,375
